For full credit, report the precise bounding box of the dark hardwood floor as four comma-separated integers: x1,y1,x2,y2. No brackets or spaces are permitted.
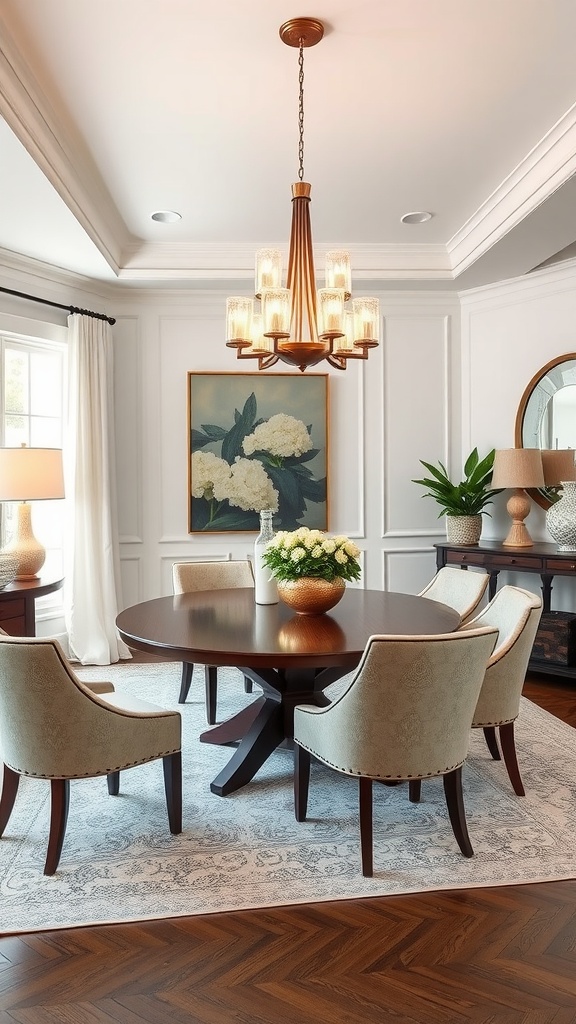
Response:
1,659,575,1023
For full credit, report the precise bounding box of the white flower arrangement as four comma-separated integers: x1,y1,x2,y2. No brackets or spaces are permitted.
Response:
262,526,362,583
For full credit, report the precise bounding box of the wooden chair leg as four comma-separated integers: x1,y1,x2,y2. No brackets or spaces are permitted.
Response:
244,676,253,693
483,726,501,761
0,764,20,836
163,751,182,834
107,771,120,795
443,766,473,858
45,778,70,875
179,662,194,704
499,721,525,796
409,779,421,803
359,777,373,877
294,744,311,822
205,665,218,725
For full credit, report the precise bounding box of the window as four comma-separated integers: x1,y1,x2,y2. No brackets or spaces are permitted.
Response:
0,334,67,580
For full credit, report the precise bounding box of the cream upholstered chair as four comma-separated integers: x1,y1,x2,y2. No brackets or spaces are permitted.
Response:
463,585,542,795
172,559,254,723
409,585,543,802
0,636,182,875
293,626,498,876
419,566,490,623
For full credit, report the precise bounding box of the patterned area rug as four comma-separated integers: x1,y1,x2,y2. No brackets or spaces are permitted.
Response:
1,662,575,934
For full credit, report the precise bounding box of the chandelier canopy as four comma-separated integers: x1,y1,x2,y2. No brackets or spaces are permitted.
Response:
226,17,380,373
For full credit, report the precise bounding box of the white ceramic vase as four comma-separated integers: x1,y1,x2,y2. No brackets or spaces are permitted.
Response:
546,481,576,552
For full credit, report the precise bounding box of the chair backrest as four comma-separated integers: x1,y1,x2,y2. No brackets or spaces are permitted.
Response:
172,559,254,595
0,636,168,778
419,566,490,623
462,585,543,726
305,626,498,779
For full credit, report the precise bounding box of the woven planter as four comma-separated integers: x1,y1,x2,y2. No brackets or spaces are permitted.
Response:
445,514,482,545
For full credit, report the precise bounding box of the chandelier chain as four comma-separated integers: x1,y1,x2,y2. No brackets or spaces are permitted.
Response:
298,40,305,181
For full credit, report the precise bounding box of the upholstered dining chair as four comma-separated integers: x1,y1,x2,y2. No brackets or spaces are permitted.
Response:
0,636,182,875
419,565,490,623
462,585,542,795
293,626,498,876
409,585,543,803
172,559,255,723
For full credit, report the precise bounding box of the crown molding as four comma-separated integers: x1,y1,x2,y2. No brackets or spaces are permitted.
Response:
447,101,576,276
119,241,453,282
0,16,127,275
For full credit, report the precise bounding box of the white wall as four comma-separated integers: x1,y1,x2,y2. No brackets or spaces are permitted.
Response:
3,255,575,624
111,287,462,609
461,258,576,610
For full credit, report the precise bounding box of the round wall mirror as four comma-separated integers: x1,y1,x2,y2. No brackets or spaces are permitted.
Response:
514,352,576,509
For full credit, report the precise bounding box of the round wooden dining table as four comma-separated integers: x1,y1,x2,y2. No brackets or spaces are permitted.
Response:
116,588,460,797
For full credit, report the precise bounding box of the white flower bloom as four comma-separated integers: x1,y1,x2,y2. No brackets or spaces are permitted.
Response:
242,414,313,458
335,549,348,564
191,451,232,499
322,539,336,554
213,457,278,513
311,545,323,558
290,547,306,562
345,540,361,558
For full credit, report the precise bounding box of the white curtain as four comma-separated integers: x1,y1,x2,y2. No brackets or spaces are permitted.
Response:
64,314,131,664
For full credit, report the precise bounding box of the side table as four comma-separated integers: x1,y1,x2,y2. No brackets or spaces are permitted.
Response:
0,577,64,636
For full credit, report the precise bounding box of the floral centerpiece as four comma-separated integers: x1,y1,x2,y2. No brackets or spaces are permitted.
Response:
262,526,361,614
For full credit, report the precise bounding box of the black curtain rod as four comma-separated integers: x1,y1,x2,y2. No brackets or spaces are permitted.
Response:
0,286,116,325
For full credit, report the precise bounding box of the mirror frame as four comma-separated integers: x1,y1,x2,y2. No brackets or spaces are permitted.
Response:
514,352,576,510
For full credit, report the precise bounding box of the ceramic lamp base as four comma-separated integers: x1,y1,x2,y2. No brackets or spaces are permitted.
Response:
4,501,46,579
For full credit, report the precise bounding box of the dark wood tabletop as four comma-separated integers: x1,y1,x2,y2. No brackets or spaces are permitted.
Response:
117,588,460,796
116,587,461,670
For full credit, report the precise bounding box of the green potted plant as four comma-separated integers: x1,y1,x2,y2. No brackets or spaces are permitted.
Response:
412,448,501,544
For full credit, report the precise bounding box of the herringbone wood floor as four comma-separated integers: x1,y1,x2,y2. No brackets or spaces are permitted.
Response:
1,662,575,1023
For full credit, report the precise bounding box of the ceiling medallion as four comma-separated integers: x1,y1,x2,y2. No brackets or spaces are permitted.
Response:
226,17,379,372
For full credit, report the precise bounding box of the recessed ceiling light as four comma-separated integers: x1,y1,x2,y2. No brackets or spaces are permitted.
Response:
150,210,182,223
401,211,433,224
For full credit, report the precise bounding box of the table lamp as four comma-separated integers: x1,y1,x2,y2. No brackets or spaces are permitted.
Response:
491,448,544,547
0,444,65,579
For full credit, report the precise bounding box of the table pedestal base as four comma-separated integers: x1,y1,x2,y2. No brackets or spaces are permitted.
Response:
199,664,349,796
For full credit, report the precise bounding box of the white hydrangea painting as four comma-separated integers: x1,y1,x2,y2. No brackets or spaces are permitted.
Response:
188,373,328,532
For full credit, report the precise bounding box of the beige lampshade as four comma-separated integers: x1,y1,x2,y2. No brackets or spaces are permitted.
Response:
541,449,576,485
0,445,65,501
491,448,544,489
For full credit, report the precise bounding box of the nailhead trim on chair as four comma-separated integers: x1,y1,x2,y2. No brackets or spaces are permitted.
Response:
473,715,516,728
296,742,463,779
6,747,181,780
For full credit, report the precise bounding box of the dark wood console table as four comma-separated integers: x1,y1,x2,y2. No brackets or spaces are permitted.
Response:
435,540,576,679
0,576,64,636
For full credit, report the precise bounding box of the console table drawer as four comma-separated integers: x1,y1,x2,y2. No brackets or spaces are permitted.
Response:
546,558,576,573
445,550,487,567
490,554,543,570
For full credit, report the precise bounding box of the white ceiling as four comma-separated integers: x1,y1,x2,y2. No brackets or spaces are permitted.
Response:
2,0,576,289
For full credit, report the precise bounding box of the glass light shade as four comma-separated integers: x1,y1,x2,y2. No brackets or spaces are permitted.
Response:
249,312,274,355
226,296,253,344
353,297,380,343
317,288,345,338
325,250,351,297
332,310,355,354
262,288,290,337
255,249,282,297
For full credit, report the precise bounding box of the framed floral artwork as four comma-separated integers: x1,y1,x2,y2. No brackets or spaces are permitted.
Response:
188,372,328,533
